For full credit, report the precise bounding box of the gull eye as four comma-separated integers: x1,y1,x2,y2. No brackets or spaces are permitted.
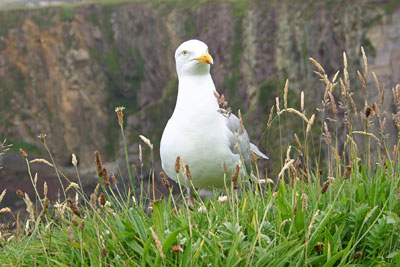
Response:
182,50,188,56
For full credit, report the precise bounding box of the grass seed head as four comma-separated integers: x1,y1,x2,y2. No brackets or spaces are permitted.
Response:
19,148,27,159
172,245,183,253
343,164,352,179
38,133,46,144
150,227,164,259
231,164,240,190
315,242,324,253
115,106,125,125
160,171,170,189
185,164,192,180
71,154,78,167
111,174,117,185
16,190,24,199
0,189,6,204
102,167,110,188
175,156,181,174
139,135,153,150
94,151,103,178
321,181,330,194
99,192,106,207
365,106,372,118
353,251,362,259
68,199,82,217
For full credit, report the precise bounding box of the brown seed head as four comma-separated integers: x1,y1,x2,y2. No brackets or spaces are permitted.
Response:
365,106,372,118
172,245,183,253
115,106,125,125
94,151,103,178
38,198,50,219
160,171,170,189
321,181,330,194
72,218,78,227
111,174,117,185
315,242,324,253
102,247,107,256
68,199,82,217
185,164,192,180
353,251,362,259
99,192,106,207
343,164,352,179
231,164,240,190
16,190,24,199
19,148,27,159
175,156,181,174
78,221,85,230
102,167,110,188
38,133,46,144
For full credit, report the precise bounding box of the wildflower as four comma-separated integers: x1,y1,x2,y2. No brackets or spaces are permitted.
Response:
218,195,228,203
198,205,207,213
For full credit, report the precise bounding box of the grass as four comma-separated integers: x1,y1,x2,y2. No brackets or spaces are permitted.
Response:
0,49,400,266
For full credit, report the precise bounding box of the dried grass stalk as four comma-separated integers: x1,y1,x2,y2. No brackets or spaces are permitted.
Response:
372,72,380,95
309,57,325,73
278,159,295,179
267,105,275,128
0,189,6,204
29,158,54,167
278,108,309,124
139,135,153,150
283,79,289,110
361,46,368,78
150,227,164,259
231,164,240,190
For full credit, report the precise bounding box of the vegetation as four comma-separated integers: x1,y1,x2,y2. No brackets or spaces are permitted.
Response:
0,43,400,267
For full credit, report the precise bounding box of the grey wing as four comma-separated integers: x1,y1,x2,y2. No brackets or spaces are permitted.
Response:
225,114,252,174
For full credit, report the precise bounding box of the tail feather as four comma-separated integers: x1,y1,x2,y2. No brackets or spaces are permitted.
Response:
250,143,268,159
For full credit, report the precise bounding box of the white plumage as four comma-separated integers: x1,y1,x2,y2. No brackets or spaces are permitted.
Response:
160,39,267,189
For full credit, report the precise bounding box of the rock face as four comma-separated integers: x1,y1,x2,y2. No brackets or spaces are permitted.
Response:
0,1,399,171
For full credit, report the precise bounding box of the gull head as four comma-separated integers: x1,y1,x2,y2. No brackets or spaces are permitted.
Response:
175,39,214,77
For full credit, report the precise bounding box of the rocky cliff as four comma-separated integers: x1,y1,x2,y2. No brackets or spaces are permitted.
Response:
0,0,399,174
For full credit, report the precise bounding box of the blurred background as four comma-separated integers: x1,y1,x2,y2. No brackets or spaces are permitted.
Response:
1,0,400,217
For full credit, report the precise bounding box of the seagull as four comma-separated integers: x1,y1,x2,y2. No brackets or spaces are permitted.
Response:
160,39,267,193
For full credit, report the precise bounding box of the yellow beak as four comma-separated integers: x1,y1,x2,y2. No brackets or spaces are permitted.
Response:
193,53,214,65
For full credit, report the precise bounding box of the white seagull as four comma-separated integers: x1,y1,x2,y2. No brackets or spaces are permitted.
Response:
160,39,267,192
